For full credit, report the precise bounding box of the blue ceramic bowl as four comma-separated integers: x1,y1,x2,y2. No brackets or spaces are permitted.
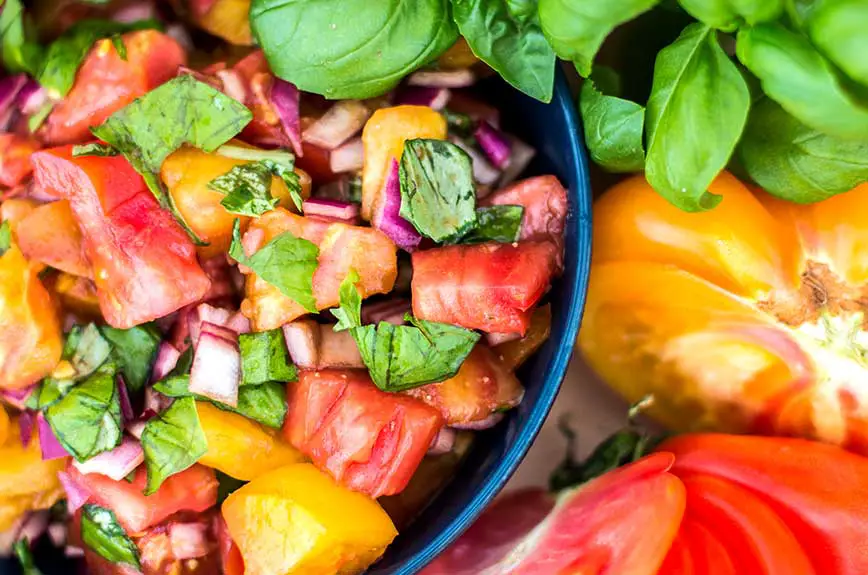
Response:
370,66,592,574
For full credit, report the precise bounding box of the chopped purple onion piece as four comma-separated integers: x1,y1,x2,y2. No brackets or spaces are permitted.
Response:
395,86,451,110
271,78,304,157
475,121,512,170
371,159,423,251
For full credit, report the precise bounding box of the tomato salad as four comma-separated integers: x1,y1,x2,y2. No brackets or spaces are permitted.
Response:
0,5,568,575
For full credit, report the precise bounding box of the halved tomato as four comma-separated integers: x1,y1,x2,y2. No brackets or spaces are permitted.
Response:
284,369,444,498
411,241,559,335
16,200,91,278
0,134,39,188
30,145,211,328
42,30,186,145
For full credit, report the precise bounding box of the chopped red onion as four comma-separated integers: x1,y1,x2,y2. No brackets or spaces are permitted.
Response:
65,546,85,558
408,69,476,88
0,74,28,130
169,522,211,560
485,332,522,346
48,523,67,547
18,511,48,546
1,385,35,410
17,79,46,116
37,412,69,460
475,121,512,170
200,321,239,344
188,303,234,346
271,78,304,157
0,514,27,557
371,159,422,251
189,332,241,407
499,136,536,187
18,410,34,448
282,320,320,369
302,100,371,150
450,137,500,186
151,342,181,383
144,387,173,415
329,138,364,174
302,198,360,223
428,427,456,455
226,312,251,334
72,436,144,481
170,306,194,351
118,378,134,424
126,419,147,440
395,86,451,110
362,299,411,325
451,413,505,430
57,471,91,515
317,329,364,369
216,69,248,104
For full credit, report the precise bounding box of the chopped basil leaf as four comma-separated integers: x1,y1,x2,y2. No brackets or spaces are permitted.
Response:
26,101,52,132
13,538,43,575
461,205,524,244
37,378,76,409
99,324,161,393
213,146,304,213
81,504,141,570
72,143,119,157
91,75,253,243
71,324,113,379
172,346,194,376
210,162,280,217
0,0,43,76
45,365,123,462
239,329,297,386
331,268,362,332
110,33,126,60
0,221,11,256
216,471,247,504
154,376,287,429
399,139,477,243
442,109,475,138
351,316,480,392
141,396,207,495
229,219,319,313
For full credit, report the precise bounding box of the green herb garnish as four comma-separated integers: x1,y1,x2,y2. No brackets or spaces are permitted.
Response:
81,504,141,569
141,397,207,494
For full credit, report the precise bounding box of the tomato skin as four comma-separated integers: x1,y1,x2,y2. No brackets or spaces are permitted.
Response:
411,241,559,335
42,30,186,145
69,464,218,534
31,145,211,328
0,134,39,188
481,175,568,250
284,370,444,498
16,200,91,278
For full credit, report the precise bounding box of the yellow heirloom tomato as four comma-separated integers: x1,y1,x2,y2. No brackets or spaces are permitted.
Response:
196,401,304,481
580,173,868,453
222,463,397,575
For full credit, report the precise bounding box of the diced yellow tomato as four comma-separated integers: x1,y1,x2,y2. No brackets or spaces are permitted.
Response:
437,38,479,70
361,106,447,220
196,401,305,481
197,0,253,45
161,146,309,258
222,463,397,575
0,408,9,447
241,209,397,331
494,304,552,372
0,416,67,531
0,246,62,390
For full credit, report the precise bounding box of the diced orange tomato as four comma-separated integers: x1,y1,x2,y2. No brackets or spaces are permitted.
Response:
437,38,479,70
0,134,39,188
196,0,253,45
31,146,211,328
0,246,63,390
285,370,444,498
361,106,447,220
161,145,310,258
51,272,102,319
406,345,524,426
69,464,218,534
42,30,186,145
221,463,397,575
0,197,38,232
240,208,397,331
17,200,91,277
494,304,552,372
196,401,305,481
412,241,560,335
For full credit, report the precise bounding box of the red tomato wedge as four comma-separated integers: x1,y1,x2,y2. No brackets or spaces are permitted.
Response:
16,200,91,278
411,241,559,335
284,369,444,498
69,464,218,534
0,134,39,188
31,145,210,328
42,30,186,145
481,175,568,249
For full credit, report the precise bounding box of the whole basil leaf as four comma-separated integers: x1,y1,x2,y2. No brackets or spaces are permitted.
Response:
210,162,280,217
461,205,524,243
141,396,207,494
0,221,11,256
677,0,784,30
806,0,868,87
450,0,556,102
736,23,868,141
737,97,868,203
538,0,660,77
0,0,43,75
331,268,362,332
99,324,160,393
399,139,477,243
250,0,458,99
45,366,123,462
239,329,297,385
229,220,319,313
80,504,140,569
579,66,646,173
645,23,750,211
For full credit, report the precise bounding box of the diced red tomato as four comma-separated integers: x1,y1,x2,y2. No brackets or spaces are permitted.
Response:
241,208,397,331
284,369,444,498
16,200,91,278
215,514,245,575
68,464,218,534
411,241,559,335
296,141,337,183
42,30,186,145
229,50,293,150
31,145,211,328
406,345,524,426
0,134,39,188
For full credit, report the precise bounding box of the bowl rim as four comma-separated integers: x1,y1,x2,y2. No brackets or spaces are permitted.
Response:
394,66,593,574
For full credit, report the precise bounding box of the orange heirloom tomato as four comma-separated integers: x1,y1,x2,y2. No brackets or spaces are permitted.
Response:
51,273,102,320
0,134,40,188
580,173,868,453
222,463,397,575
194,0,253,45
16,200,91,278
0,245,63,390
